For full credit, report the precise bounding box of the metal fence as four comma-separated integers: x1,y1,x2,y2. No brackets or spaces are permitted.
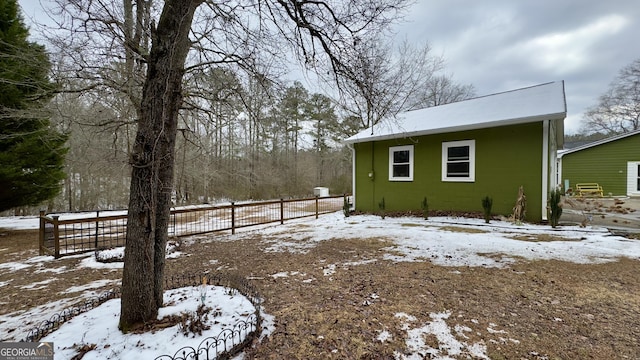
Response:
39,195,347,258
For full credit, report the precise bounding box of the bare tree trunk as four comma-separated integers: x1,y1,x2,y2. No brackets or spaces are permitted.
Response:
120,0,202,331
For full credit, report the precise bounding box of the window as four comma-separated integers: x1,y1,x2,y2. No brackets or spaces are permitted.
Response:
389,145,413,181
442,140,475,182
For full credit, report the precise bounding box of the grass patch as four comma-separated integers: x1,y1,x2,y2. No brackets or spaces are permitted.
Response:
401,223,436,229
439,226,489,234
508,234,583,242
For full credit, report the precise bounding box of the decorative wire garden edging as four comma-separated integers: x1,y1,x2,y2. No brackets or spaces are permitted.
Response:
23,272,264,360
154,272,263,360
24,287,122,342
39,195,348,258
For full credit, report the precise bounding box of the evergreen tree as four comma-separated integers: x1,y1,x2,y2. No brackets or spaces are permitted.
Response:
0,0,67,212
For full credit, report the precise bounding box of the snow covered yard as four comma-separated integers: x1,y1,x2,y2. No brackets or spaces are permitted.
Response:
1,212,640,359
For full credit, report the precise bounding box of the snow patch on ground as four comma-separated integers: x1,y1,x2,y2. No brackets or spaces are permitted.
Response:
43,285,256,359
0,261,31,272
394,311,490,360
63,279,119,294
322,264,336,277
0,298,79,342
35,266,68,274
377,330,392,342
0,216,40,230
20,278,56,290
79,256,123,270
256,212,640,268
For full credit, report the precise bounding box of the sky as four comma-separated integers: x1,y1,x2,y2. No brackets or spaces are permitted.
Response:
392,0,640,134
17,0,640,135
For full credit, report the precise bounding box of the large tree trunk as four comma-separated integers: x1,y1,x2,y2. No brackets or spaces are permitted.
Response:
120,0,202,331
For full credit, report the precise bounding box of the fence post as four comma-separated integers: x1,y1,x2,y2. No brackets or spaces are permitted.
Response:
94,210,99,251
280,199,284,225
231,202,235,235
315,196,319,219
52,215,60,259
38,210,45,256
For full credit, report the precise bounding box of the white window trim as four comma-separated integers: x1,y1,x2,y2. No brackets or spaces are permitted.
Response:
442,140,475,182
627,161,640,196
389,145,414,181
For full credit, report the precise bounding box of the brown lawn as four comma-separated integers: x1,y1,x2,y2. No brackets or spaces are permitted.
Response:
1,223,639,359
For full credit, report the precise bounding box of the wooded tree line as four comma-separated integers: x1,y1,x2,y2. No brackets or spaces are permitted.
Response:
48,77,354,212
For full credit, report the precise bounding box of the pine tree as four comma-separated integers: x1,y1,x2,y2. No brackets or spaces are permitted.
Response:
0,0,67,212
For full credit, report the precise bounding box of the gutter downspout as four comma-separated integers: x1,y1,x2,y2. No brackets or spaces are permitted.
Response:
557,151,564,194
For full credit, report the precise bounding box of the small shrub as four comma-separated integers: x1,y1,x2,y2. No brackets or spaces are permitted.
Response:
421,197,429,220
512,186,527,224
548,189,563,228
179,304,214,337
343,195,351,217
481,196,493,223
378,197,386,219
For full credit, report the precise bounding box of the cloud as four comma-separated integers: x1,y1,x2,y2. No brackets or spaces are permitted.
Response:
504,14,629,75
394,2,639,134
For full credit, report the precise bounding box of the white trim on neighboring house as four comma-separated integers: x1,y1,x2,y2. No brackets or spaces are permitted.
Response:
628,162,640,197
556,157,563,190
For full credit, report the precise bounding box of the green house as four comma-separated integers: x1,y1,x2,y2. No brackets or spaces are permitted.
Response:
344,81,567,222
558,129,640,197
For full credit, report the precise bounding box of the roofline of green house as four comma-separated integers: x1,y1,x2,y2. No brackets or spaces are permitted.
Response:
344,113,566,145
558,129,640,158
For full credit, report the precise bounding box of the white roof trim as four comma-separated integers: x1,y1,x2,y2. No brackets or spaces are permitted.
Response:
345,81,567,144
558,129,640,158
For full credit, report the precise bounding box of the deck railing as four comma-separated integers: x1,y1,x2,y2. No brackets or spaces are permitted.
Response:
39,195,347,258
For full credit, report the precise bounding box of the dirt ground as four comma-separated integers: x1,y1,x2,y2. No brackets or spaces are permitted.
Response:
560,196,640,235
1,201,640,359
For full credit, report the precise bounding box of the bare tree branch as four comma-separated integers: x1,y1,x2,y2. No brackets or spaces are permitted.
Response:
582,58,640,135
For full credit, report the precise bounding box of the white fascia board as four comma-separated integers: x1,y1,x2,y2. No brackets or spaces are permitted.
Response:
344,113,566,144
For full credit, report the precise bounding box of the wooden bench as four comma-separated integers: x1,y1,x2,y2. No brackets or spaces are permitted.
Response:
575,183,604,197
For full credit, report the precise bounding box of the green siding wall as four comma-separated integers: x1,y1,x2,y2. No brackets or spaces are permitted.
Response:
354,122,547,222
561,133,640,196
